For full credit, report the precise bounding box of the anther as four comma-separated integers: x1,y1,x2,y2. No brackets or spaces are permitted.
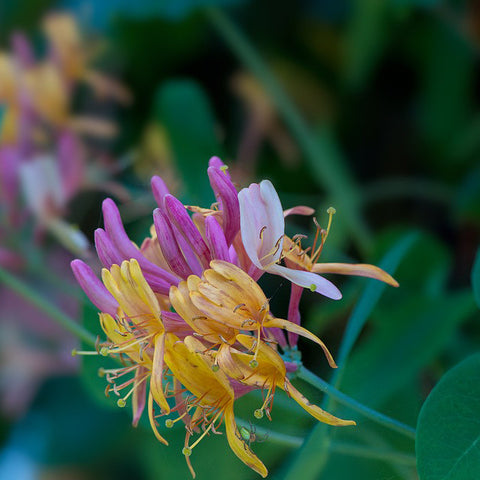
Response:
254,409,264,419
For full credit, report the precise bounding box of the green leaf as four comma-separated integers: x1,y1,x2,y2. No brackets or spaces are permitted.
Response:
343,0,391,91
154,79,222,205
471,247,480,309
334,231,418,373
417,353,480,480
341,291,476,409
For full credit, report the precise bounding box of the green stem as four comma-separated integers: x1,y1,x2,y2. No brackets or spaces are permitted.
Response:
0,266,97,347
204,7,372,255
297,367,416,440
329,441,416,466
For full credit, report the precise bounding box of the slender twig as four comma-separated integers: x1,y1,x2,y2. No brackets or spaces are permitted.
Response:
297,367,416,440
0,266,97,347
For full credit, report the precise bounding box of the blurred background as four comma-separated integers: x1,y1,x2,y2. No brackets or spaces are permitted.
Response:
0,1,479,479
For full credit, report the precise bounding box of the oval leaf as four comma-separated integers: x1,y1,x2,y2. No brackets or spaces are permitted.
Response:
417,353,480,480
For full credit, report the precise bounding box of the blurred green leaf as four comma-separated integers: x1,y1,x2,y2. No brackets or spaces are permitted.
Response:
62,0,243,26
341,291,476,408
472,247,480,309
154,79,222,205
416,353,480,480
334,231,418,373
343,0,391,91
418,22,475,167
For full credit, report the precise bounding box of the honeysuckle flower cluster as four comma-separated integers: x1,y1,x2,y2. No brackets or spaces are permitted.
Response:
71,157,398,477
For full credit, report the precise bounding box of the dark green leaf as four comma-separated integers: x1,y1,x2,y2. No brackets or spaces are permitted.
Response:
341,291,476,408
154,79,222,205
417,353,480,480
335,231,418,371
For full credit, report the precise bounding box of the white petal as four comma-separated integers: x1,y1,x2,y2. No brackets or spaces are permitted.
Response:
259,180,284,263
238,186,263,269
267,264,342,300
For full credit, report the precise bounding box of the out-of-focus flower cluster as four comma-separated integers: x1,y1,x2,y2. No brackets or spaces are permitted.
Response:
72,157,398,477
0,14,129,417
0,13,130,262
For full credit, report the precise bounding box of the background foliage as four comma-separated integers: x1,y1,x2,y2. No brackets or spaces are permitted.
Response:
1,1,479,479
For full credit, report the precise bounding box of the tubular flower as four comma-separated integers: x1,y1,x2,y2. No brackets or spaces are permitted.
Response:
71,157,398,477
238,180,342,298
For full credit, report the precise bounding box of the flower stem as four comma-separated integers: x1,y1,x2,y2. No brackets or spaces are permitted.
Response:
297,367,416,440
204,7,372,255
0,266,97,347
236,419,415,465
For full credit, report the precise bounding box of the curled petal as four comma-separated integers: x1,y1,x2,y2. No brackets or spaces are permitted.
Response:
283,206,315,217
150,333,170,414
224,404,268,478
267,263,342,300
284,379,355,427
71,259,118,316
148,393,169,446
312,263,399,287
262,316,337,368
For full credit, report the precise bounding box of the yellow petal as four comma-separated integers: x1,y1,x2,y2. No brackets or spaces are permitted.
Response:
283,379,355,427
312,263,399,287
164,334,233,405
224,404,268,478
263,317,337,368
211,260,267,309
150,333,170,414
148,392,169,446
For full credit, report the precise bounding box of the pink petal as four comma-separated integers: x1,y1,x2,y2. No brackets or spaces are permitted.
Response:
71,260,119,316
283,206,315,217
205,215,230,262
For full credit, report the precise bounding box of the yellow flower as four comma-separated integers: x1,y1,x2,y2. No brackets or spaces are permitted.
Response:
183,260,337,367
217,334,355,426
164,333,268,478
99,259,170,441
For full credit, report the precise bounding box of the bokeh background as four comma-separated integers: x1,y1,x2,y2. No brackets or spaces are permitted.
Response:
1,1,479,479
